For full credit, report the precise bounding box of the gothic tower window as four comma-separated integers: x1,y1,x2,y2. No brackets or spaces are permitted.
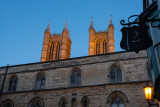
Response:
71,68,81,86
48,42,54,60
36,74,45,89
28,97,44,107
110,65,122,82
8,76,18,91
56,42,60,60
1,99,14,107
96,40,100,54
103,40,107,54
81,96,89,107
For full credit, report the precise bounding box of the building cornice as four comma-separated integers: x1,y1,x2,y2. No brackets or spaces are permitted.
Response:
1,80,151,95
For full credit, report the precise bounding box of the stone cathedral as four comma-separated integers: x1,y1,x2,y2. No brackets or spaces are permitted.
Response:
0,17,150,107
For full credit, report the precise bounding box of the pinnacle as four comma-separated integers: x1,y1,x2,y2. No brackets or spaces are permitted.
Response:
63,20,69,32
89,17,94,30
108,15,114,27
45,20,51,33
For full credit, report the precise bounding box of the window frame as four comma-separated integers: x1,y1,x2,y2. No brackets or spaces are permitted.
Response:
36,73,46,90
28,97,44,107
96,40,100,54
103,40,107,54
110,65,122,83
56,42,60,60
8,76,18,92
81,96,90,107
59,98,67,107
1,99,14,107
71,68,81,87
107,91,129,107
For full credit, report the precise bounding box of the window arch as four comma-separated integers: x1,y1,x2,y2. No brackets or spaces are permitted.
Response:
49,42,54,60
81,96,89,107
1,99,14,107
96,40,100,54
59,98,67,107
110,65,122,82
71,68,81,86
107,91,129,107
56,42,60,60
111,96,124,107
8,76,18,91
103,40,107,54
36,73,46,89
28,97,44,107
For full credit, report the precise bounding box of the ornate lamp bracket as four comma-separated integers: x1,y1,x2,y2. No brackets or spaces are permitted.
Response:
120,11,160,28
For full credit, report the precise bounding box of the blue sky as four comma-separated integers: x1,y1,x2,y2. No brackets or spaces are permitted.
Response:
0,0,143,67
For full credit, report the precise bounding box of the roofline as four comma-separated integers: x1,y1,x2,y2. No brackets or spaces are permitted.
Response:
0,50,146,68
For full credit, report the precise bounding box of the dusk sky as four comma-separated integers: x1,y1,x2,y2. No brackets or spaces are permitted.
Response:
0,0,143,67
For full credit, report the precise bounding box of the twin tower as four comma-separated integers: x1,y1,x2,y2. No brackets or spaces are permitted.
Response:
40,17,115,62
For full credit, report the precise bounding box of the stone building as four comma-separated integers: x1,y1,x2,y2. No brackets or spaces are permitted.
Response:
0,18,150,107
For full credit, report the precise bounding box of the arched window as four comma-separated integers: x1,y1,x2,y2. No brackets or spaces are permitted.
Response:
81,96,89,107
8,76,18,91
56,42,60,60
1,99,14,107
28,97,44,107
71,69,81,86
49,42,54,60
96,40,100,54
111,96,124,107
36,74,45,89
103,40,107,54
107,91,129,107
59,98,67,107
110,65,122,82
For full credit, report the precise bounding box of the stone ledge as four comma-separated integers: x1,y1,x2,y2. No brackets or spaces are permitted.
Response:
2,80,151,95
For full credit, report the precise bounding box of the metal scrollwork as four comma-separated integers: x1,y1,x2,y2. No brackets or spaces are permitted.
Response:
120,11,160,28
120,15,139,26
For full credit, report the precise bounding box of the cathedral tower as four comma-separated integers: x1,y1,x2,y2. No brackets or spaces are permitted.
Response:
88,16,115,55
40,20,72,62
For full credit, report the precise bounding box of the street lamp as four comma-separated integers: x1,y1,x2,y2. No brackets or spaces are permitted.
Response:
143,83,157,106
143,84,153,101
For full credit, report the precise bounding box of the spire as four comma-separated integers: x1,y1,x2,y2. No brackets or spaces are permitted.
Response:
45,20,51,33
89,17,94,30
63,20,69,32
108,15,114,27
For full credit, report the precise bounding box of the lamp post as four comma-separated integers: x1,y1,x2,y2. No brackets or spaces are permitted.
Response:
143,84,157,107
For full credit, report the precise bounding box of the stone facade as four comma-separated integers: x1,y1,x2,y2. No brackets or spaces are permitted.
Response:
0,50,150,107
